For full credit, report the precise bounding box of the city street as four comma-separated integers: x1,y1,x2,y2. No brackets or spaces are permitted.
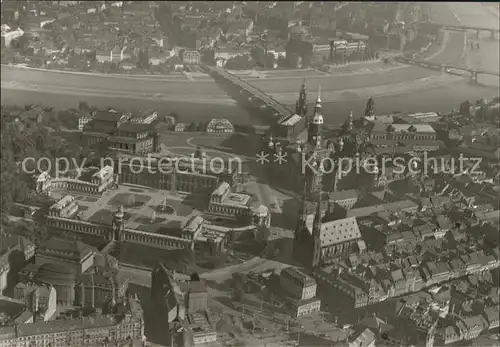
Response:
119,256,290,286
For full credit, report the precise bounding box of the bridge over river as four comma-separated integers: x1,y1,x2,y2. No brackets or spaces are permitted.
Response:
395,56,500,84
418,21,500,39
203,65,293,120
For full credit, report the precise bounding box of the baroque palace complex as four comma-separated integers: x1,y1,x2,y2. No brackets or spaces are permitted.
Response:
3,73,499,347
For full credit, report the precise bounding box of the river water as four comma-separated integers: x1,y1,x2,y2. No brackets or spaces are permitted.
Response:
1,3,499,127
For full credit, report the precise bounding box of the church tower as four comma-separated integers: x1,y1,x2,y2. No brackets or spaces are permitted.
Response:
296,79,308,117
293,180,309,264
311,194,323,268
332,160,339,192
308,86,323,148
426,319,438,347
112,205,125,242
305,157,323,201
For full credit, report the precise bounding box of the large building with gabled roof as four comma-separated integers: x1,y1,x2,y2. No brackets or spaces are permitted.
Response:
293,192,366,268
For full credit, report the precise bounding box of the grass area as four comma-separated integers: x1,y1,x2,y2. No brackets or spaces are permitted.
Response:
187,133,260,158
87,209,132,225
108,193,151,208
159,198,195,217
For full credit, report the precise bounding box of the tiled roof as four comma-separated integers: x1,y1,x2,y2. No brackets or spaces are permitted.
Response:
305,216,361,247
328,189,358,202
93,110,123,122
39,238,95,261
281,267,316,287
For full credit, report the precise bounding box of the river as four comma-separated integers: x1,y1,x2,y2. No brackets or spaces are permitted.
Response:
1,3,499,127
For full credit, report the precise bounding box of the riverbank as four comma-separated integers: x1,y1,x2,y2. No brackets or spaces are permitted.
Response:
3,79,497,128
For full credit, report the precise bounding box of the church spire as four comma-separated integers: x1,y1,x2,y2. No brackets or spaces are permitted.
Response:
311,191,323,268
313,191,322,235
298,177,309,223
308,85,324,147
296,79,308,117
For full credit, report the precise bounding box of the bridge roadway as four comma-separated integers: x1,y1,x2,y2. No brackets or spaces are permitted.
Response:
204,65,293,118
395,56,500,81
422,22,500,35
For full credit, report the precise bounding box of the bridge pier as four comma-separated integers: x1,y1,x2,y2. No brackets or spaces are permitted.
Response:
470,71,478,84
490,30,496,40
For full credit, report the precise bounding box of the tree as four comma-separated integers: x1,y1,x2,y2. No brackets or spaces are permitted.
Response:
201,48,215,65
277,55,287,68
264,53,276,68
78,102,90,113
10,35,30,53
186,122,197,132
137,49,150,69
225,54,253,70
169,112,179,121
197,122,206,132
287,53,300,68
250,46,266,67
364,97,375,118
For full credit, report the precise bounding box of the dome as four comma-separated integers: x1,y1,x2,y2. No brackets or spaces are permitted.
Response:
37,263,76,286
115,205,124,218
252,205,269,216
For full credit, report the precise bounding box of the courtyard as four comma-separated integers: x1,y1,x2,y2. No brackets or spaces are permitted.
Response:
51,184,201,233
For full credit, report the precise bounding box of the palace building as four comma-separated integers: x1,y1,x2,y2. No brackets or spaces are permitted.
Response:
35,166,116,196
83,109,159,155
117,156,239,195
365,116,441,152
293,193,366,268
208,182,252,218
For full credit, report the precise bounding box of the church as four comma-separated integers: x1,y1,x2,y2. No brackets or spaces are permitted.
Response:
291,86,366,267
265,83,343,198
293,192,366,268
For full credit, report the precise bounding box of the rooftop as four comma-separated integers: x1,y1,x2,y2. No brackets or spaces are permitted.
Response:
347,200,418,217
92,110,124,122
281,267,316,287
220,193,251,208
118,122,155,133
305,216,362,247
16,315,117,337
328,189,358,201
39,238,95,261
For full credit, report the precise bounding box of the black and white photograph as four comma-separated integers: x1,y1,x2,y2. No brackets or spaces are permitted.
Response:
0,1,499,346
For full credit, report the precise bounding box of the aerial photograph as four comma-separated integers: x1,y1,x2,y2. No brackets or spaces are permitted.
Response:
0,1,499,347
